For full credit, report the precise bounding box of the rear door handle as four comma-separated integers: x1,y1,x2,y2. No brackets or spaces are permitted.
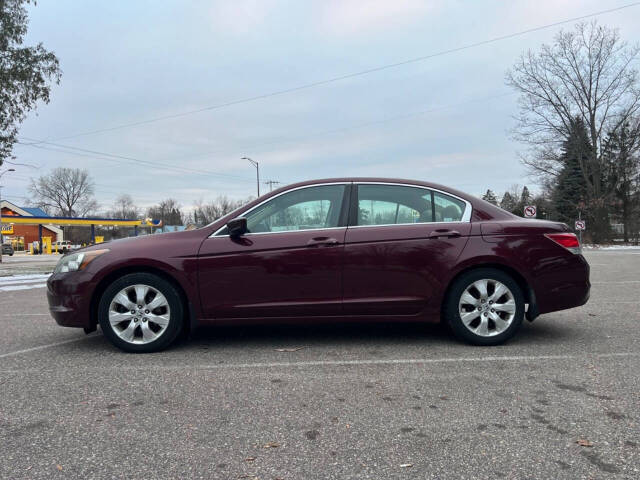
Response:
428,229,461,239
307,237,340,247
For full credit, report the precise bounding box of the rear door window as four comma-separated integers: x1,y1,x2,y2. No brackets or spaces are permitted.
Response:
433,191,465,222
356,184,432,225
355,184,467,225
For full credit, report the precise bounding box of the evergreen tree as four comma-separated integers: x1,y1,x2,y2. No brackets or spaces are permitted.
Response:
481,189,498,205
551,118,590,226
515,186,532,215
533,193,552,220
519,186,531,206
500,192,517,213
603,122,640,242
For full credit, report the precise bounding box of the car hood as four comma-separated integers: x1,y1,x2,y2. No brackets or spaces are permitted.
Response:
78,229,209,256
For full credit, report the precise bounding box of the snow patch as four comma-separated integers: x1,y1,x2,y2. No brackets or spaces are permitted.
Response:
0,283,47,292
0,274,51,284
583,245,640,250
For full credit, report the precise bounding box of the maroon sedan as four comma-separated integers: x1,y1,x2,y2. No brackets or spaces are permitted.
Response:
47,178,590,352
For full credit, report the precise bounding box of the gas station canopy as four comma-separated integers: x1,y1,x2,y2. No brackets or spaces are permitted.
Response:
1,215,162,228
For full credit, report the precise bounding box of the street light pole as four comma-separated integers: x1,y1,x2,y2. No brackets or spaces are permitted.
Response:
241,157,260,198
0,168,16,263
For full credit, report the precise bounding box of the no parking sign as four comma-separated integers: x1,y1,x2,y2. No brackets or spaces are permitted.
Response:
524,205,537,218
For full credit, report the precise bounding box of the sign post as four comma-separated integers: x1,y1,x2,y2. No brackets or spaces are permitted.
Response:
524,205,537,218
575,216,586,244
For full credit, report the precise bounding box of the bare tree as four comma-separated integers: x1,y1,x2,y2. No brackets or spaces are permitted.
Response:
110,194,138,220
506,21,640,241
146,198,183,226
29,167,98,216
192,196,253,226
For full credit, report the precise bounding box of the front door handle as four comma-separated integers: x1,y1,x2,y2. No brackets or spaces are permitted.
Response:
307,237,340,247
428,229,461,239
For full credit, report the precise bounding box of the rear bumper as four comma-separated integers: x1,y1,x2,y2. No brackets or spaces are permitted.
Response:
535,254,590,315
47,273,96,328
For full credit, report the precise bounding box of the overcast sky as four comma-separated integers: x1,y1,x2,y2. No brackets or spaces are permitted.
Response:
4,0,640,212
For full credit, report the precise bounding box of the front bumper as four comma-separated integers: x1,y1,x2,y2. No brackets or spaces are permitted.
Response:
47,272,97,328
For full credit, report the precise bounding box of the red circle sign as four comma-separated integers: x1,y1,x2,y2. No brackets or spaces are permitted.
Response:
524,206,536,218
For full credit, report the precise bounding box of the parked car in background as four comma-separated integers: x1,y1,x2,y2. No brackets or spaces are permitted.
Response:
1,244,14,256
47,178,590,353
54,240,72,254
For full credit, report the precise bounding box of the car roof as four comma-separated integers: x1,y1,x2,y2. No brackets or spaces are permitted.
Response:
278,177,464,193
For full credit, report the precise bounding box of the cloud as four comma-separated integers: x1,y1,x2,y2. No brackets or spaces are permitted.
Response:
317,0,438,36
207,0,278,35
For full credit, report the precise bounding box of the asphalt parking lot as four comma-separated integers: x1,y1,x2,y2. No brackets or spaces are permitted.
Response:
0,250,639,479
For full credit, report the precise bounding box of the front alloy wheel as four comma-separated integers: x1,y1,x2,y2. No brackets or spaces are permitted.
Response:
108,284,171,344
98,273,184,353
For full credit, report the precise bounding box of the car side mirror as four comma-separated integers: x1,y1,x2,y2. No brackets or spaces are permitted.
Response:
227,217,248,237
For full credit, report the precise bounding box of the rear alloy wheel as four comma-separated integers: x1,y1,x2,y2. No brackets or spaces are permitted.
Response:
98,273,184,353
444,268,525,346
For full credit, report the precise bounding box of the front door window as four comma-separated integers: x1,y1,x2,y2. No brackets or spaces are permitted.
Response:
244,184,346,233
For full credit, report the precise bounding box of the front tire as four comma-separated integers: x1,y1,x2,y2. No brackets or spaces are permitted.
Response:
443,268,525,346
98,272,184,353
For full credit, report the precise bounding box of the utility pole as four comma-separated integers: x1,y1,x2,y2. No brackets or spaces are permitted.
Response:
264,180,281,192
0,168,16,263
241,157,260,197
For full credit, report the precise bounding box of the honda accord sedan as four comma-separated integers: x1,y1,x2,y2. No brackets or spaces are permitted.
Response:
47,178,590,352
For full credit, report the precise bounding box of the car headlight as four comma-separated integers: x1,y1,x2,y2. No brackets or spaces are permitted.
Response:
54,249,109,274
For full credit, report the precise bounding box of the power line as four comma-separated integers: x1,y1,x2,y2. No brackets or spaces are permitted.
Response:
36,2,640,142
10,143,285,200
0,194,28,202
16,138,258,183
3,160,39,169
3,181,180,205
1,173,169,203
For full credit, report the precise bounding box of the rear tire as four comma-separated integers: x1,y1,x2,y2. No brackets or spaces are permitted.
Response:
443,268,525,346
98,272,184,353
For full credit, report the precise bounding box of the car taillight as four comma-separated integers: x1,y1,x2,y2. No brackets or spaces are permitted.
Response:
545,233,581,254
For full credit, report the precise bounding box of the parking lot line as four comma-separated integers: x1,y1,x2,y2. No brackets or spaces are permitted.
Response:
0,336,95,359
591,280,640,284
0,350,637,371
0,313,50,317
113,351,640,371
597,301,640,304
